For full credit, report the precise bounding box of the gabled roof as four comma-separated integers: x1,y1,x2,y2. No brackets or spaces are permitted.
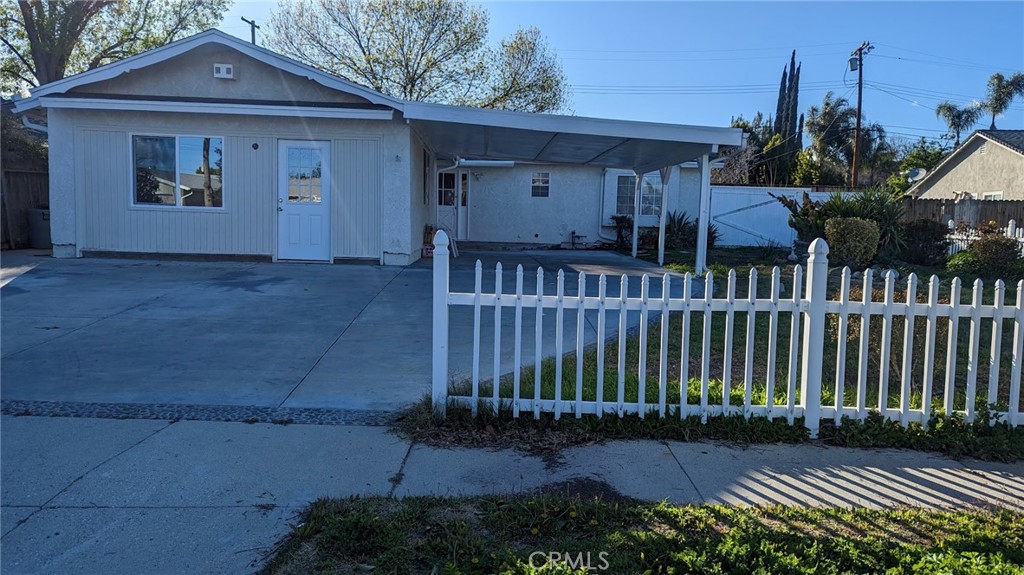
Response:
906,129,1024,197
12,29,747,172
980,129,1024,156
12,29,403,112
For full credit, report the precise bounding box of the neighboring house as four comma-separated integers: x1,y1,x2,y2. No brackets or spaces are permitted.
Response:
13,29,743,266
908,130,1024,201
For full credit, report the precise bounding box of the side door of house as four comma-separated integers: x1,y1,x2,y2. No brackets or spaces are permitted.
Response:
436,172,458,237
278,140,331,261
436,171,472,240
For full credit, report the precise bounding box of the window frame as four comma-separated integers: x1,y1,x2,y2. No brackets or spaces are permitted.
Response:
614,173,662,217
981,191,1003,201
128,132,227,212
531,171,550,198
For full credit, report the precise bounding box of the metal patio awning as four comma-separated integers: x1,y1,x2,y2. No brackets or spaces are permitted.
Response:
403,102,745,174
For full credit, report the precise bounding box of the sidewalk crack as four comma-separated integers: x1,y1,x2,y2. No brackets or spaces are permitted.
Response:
388,440,416,497
1,421,175,540
664,440,706,503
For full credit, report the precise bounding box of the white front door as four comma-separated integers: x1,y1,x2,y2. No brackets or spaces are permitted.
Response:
436,171,469,240
278,140,331,261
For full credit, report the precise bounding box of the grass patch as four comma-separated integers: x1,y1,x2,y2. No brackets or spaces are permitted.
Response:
260,494,1024,575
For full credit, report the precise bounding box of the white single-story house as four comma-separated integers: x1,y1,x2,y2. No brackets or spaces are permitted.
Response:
13,29,745,269
907,130,1024,201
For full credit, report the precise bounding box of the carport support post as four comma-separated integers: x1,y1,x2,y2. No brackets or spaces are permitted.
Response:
630,170,643,258
695,154,712,274
657,166,672,266
432,230,451,417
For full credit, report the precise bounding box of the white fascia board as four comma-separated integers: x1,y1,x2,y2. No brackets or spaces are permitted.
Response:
404,101,745,147
37,97,394,120
15,29,402,112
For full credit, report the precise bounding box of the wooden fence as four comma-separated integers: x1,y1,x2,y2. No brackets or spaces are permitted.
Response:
431,231,1024,437
903,198,1024,227
1,170,49,249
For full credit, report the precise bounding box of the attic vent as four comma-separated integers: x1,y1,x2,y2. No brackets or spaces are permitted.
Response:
979,141,987,155
213,63,234,79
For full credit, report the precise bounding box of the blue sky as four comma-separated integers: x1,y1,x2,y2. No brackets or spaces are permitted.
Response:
221,1,1024,145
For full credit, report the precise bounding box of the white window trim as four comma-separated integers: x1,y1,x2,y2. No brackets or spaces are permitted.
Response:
613,172,662,217
531,171,550,197
981,191,1003,200
128,132,227,212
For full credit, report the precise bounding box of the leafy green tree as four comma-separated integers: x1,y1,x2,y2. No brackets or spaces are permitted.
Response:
935,101,983,148
886,138,948,194
804,91,857,166
983,72,1024,129
1,0,231,91
267,0,567,112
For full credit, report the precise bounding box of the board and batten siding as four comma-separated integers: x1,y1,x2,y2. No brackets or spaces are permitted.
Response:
79,129,275,255
332,138,382,259
76,128,385,259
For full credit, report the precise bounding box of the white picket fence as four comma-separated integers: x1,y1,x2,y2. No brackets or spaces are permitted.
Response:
431,231,1024,437
947,219,1024,256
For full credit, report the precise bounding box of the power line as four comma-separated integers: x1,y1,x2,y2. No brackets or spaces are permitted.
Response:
871,53,1011,72
872,41,1021,72
561,51,848,63
557,41,858,54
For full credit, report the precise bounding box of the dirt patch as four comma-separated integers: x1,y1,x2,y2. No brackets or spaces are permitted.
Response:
533,477,640,505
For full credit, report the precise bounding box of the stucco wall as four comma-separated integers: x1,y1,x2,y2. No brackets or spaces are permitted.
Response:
407,132,432,262
55,109,410,261
70,44,369,105
464,165,603,245
461,164,705,245
916,138,1023,200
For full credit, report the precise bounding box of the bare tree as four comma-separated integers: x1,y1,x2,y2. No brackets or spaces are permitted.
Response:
268,0,568,112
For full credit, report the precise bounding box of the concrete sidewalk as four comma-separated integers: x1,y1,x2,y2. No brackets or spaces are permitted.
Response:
2,415,1022,574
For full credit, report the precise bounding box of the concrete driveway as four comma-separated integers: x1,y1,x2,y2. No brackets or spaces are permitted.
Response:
1,249,683,412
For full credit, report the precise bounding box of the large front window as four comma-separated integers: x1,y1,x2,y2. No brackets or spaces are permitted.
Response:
133,135,223,208
615,173,661,216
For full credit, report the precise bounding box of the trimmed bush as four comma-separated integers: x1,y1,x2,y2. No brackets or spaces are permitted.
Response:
901,219,951,265
946,251,977,276
824,217,880,269
970,233,1023,278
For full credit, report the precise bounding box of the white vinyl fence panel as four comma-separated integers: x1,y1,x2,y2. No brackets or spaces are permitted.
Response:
948,220,1024,256
431,231,1024,437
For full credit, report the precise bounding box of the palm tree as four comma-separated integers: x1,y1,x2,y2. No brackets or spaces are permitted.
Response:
984,72,1024,129
935,102,982,148
804,91,857,162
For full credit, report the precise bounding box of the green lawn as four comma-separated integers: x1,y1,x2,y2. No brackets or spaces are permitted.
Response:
261,495,1024,575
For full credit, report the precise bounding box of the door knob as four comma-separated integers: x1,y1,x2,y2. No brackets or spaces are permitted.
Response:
278,207,283,212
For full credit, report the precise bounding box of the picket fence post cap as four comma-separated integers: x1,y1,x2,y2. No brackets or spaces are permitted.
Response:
433,229,450,246
808,238,829,255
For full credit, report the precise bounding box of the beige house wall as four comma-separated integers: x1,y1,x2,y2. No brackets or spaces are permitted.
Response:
69,44,370,105
916,137,1024,200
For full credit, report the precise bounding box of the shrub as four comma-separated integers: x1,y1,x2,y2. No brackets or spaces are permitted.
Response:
661,211,720,250
969,234,1022,278
824,217,880,269
663,211,693,250
770,191,827,242
609,215,632,249
946,251,977,276
901,219,951,265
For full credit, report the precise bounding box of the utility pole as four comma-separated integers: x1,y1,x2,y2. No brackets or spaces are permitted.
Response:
849,41,873,188
241,17,260,45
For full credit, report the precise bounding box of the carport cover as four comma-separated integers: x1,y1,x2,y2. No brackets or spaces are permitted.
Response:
403,102,746,174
